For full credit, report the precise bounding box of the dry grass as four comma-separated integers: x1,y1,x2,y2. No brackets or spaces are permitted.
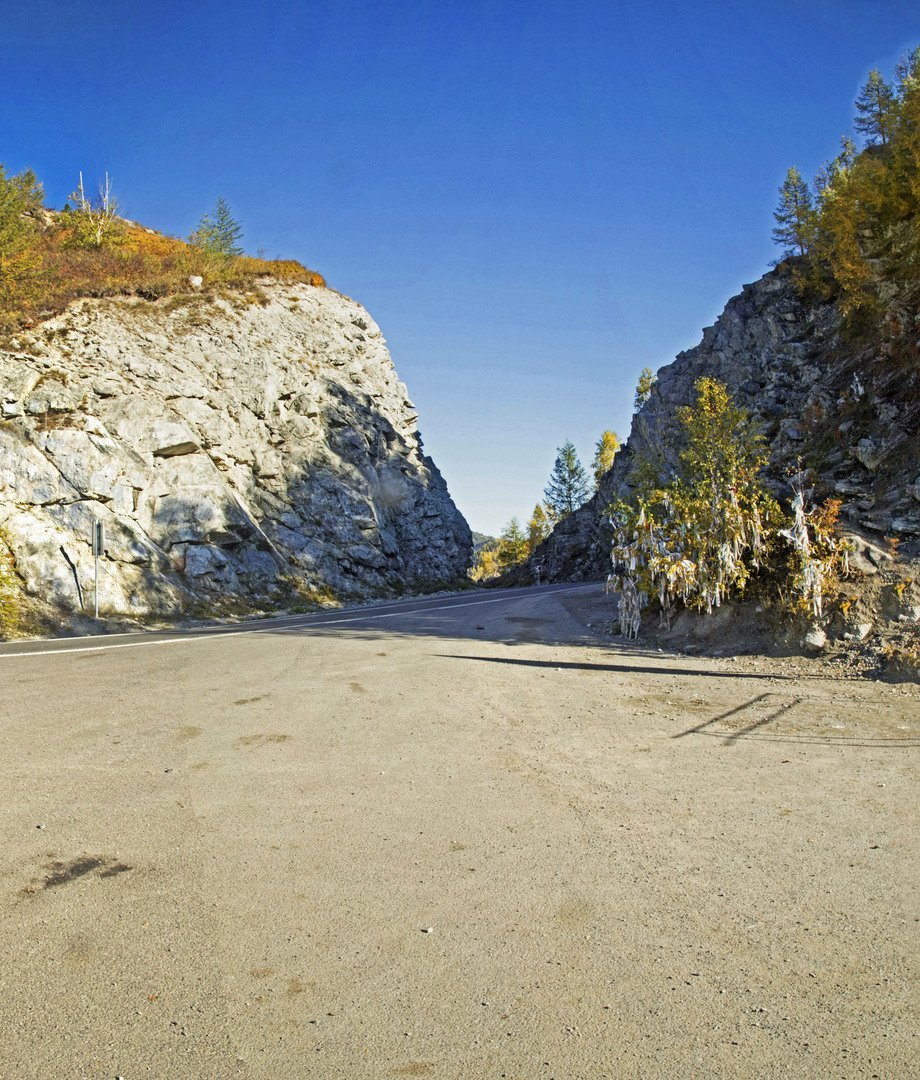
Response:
1,217,325,337
0,538,21,639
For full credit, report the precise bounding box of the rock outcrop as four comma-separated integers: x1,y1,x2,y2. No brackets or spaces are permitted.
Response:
516,263,920,584
0,283,471,616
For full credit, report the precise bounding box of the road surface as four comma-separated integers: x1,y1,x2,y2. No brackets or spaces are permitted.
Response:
0,582,917,1078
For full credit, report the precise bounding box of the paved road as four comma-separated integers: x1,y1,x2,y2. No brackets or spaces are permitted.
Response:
1,582,917,1078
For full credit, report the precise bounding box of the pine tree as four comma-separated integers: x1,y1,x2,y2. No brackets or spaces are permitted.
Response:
190,197,243,257
634,368,656,410
772,167,815,258
527,504,551,554
814,136,856,196
854,70,897,146
496,518,528,569
544,441,590,520
592,430,620,486
895,46,920,92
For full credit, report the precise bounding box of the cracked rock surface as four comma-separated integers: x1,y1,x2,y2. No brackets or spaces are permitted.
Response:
0,283,471,615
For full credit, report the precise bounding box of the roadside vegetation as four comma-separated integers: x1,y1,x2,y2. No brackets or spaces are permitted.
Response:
0,537,20,639
0,167,324,336
606,376,851,637
484,47,918,639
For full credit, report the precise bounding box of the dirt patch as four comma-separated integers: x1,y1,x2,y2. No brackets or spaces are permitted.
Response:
233,733,292,749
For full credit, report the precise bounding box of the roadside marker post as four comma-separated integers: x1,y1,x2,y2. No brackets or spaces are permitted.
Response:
92,520,104,619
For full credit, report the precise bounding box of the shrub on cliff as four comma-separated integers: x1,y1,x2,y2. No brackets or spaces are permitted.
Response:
607,378,853,636
0,166,45,316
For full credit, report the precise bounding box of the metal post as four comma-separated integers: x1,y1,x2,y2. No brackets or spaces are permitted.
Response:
92,520,104,619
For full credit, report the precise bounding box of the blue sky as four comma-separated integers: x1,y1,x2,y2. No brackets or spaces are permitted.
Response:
2,1,917,534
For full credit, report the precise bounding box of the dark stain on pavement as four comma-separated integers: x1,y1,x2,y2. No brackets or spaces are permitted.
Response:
233,695,269,707
349,682,368,694
25,855,132,894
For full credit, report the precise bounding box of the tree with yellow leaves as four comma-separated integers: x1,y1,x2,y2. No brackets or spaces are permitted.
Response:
527,504,551,554
591,430,620,487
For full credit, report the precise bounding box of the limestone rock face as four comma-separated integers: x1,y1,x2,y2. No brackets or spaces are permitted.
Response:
516,264,920,584
0,284,471,614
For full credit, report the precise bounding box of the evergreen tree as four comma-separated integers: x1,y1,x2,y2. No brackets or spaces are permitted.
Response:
634,367,656,410
813,136,856,196
592,430,620,486
544,441,590,520
190,197,244,257
772,167,815,257
527,504,551,554
496,517,528,569
895,46,920,92
854,69,897,146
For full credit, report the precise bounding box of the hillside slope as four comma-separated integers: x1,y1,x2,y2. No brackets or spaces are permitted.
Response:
514,264,919,584
0,282,471,618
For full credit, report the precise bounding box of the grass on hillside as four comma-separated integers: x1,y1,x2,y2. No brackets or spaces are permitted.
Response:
0,171,325,338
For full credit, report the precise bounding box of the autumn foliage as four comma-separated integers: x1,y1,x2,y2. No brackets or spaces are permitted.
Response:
774,46,920,327
0,167,325,335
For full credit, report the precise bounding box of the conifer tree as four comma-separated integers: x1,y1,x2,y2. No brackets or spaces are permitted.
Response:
544,441,590,520
814,136,856,195
496,517,528,569
772,167,816,257
895,46,920,92
854,69,897,146
527,504,551,554
634,368,656,410
592,430,620,486
190,197,244,257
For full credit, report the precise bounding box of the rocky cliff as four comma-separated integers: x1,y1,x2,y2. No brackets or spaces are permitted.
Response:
0,282,471,618
517,263,920,584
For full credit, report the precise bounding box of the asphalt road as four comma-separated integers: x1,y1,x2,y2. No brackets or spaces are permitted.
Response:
0,582,916,1079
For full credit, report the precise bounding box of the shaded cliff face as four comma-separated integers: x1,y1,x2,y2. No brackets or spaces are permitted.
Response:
0,283,471,615
516,265,920,584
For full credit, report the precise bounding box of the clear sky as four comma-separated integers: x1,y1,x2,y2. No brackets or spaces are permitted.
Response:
2,1,917,534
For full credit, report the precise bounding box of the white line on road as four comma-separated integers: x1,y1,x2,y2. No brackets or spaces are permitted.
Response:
0,583,600,660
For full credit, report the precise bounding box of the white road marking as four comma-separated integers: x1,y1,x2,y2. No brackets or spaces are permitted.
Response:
0,583,600,660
